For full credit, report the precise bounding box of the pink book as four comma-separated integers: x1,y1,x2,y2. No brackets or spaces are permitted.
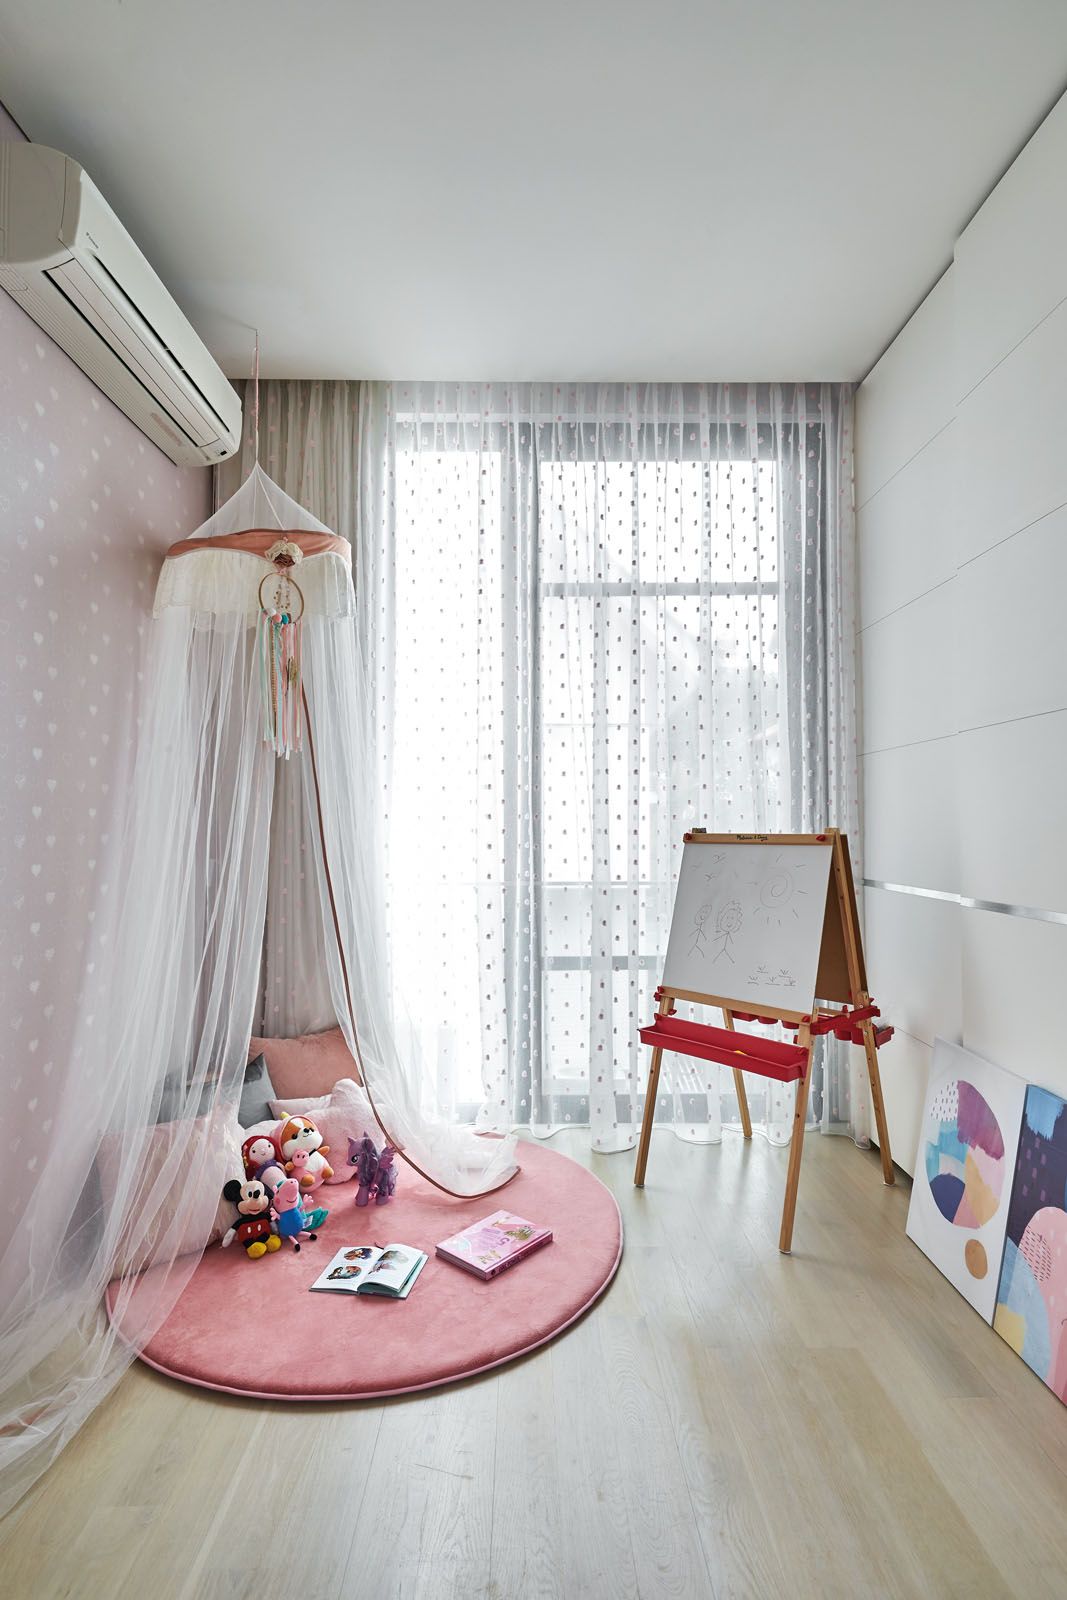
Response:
436,1210,553,1280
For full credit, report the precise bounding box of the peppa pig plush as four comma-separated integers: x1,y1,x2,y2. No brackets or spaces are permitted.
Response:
277,1115,333,1190
270,1176,318,1251
286,1147,313,1186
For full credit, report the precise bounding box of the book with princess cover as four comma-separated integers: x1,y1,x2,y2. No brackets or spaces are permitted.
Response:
436,1211,552,1280
309,1243,427,1298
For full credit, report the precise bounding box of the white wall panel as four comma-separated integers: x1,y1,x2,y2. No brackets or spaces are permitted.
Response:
857,420,957,629
860,580,957,754
859,88,1067,1158
955,296,1067,567
961,910,1067,1095
956,502,1067,730
855,266,956,508
862,739,958,895
863,887,961,1051
955,92,1067,399
958,711,1067,912
871,1025,932,1180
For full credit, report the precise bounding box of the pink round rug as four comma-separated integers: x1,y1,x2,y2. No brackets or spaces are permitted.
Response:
106,1141,622,1400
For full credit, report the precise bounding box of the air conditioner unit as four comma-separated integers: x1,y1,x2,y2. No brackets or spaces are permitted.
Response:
0,143,240,467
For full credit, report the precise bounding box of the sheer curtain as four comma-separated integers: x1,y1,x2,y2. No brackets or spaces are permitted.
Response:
358,383,866,1156
217,378,361,543
218,381,360,1038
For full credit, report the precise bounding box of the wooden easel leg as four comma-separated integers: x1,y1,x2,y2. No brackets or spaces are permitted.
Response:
862,1019,895,1186
635,994,674,1186
826,829,896,1190
731,1070,752,1139
778,1029,813,1254
721,1007,752,1138
634,1046,664,1187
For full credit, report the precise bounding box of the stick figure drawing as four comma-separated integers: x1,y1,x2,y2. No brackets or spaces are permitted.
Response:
689,902,715,957
691,898,744,962
711,900,744,963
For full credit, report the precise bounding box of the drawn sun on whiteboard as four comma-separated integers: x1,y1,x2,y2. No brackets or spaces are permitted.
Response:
749,854,807,927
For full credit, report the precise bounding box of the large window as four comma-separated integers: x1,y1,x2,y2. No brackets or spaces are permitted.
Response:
360,381,855,1148
536,454,781,1096
383,415,785,1121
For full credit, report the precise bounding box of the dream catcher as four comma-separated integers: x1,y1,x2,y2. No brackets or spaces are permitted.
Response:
258,538,304,757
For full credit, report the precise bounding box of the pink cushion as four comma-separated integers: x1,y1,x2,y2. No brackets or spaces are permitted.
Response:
269,1077,376,1185
248,1027,357,1100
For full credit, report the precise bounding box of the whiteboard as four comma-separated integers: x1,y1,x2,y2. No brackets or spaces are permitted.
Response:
661,841,833,1012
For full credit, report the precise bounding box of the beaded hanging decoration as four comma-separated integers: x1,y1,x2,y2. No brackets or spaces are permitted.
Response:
258,540,305,757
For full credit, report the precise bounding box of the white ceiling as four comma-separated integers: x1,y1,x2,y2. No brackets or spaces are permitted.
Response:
2,0,1066,380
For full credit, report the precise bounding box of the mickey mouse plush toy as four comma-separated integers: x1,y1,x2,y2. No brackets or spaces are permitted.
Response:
221,1177,282,1259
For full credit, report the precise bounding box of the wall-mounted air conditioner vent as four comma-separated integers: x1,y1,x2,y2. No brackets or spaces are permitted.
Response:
0,143,240,467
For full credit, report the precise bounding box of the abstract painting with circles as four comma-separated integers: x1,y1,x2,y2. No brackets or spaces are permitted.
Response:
993,1086,1067,1404
906,1038,1026,1322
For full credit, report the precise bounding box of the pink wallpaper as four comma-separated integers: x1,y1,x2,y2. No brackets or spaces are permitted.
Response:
0,105,212,1124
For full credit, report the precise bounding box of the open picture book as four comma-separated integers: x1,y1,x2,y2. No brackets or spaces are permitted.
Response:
309,1243,427,1299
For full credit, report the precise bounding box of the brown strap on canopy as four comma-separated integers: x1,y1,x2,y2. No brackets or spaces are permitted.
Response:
300,686,518,1201
164,529,350,561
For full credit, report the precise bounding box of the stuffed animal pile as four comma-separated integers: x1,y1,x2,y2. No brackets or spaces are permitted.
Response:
222,1113,397,1261
223,1111,333,1260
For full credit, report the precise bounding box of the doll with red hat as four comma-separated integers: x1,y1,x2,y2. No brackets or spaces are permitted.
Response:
241,1131,286,1191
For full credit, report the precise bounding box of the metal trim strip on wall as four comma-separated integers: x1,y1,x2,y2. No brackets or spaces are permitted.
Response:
862,878,1067,928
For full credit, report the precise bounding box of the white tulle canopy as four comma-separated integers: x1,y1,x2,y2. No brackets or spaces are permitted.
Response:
1,465,515,1517
150,464,519,1195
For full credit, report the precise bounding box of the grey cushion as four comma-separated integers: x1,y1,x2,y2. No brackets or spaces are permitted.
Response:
239,1052,277,1129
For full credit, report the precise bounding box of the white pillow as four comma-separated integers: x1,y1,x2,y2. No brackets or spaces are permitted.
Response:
101,1101,244,1275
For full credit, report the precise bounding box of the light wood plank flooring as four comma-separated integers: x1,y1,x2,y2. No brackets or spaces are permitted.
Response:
4,1129,1067,1600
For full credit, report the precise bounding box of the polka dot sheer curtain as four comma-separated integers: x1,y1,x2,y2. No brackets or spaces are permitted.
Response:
358,382,866,1155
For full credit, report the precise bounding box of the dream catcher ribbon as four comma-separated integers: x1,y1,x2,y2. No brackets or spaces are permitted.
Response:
258,540,304,757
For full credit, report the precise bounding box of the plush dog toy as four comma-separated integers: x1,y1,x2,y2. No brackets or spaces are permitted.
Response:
241,1132,286,1190
221,1177,281,1259
270,1176,318,1251
277,1115,333,1190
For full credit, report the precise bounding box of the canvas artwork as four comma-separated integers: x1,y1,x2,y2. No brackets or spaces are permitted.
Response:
661,841,833,1012
905,1038,1027,1322
993,1085,1067,1403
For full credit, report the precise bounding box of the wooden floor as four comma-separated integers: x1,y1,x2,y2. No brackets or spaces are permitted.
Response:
5,1129,1067,1600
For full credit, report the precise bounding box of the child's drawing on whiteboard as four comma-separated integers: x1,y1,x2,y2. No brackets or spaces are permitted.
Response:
704,852,727,885
661,839,834,1011
689,902,714,958
689,897,743,963
711,900,743,963
747,964,797,989
749,854,808,926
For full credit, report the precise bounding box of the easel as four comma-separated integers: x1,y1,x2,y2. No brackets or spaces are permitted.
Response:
633,829,895,1252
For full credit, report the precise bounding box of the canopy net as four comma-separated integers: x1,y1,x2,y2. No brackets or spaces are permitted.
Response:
0,466,516,1516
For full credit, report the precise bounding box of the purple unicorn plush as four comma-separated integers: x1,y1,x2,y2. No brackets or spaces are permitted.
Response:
347,1131,398,1206
373,1145,397,1205
349,1132,381,1207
